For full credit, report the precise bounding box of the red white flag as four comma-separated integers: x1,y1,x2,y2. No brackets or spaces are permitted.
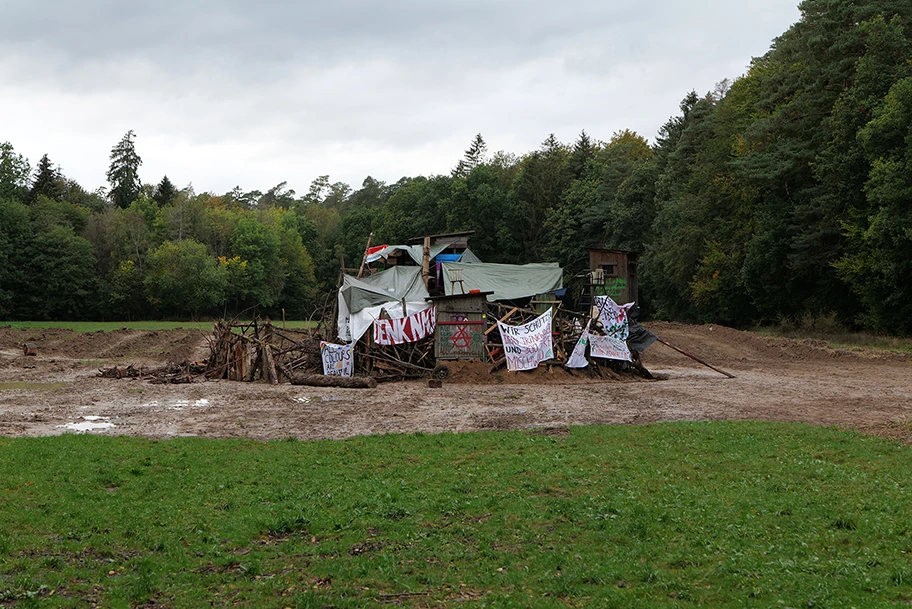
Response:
364,244,389,264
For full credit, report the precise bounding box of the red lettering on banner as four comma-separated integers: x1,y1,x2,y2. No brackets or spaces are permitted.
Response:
373,307,436,345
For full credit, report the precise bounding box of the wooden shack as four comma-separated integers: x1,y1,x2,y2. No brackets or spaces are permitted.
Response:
428,291,491,360
587,248,638,304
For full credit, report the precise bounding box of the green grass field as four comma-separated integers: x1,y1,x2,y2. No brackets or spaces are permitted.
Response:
0,320,316,332
2,422,911,607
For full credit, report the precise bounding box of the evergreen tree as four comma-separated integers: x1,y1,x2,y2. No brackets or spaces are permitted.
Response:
107,130,142,209
453,133,487,177
28,154,64,203
568,130,595,178
153,175,177,207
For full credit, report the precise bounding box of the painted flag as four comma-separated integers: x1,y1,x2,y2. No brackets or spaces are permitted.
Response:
364,244,389,264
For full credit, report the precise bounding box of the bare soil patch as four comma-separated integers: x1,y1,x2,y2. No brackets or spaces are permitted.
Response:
0,323,909,441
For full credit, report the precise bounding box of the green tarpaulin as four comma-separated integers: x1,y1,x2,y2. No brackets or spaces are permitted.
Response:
440,262,563,301
340,266,429,314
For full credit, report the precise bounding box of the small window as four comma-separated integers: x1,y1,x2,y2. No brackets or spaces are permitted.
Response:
600,264,616,276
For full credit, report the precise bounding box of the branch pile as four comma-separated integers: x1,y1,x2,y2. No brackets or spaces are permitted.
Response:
354,336,448,382
96,361,207,384
205,319,324,384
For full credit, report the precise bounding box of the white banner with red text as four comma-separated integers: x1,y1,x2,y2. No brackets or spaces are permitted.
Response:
589,335,632,362
497,308,554,371
373,306,437,345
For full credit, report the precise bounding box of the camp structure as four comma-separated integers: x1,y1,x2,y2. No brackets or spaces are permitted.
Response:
318,232,658,380
194,232,659,385
336,265,431,343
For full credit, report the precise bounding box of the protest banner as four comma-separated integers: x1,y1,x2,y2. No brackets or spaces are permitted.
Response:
590,335,632,362
497,308,554,371
373,306,436,345
594,296,634,340
320,341,353,377
566,320,591,369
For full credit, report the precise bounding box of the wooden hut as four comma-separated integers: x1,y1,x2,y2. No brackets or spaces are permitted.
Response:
587,248,638,304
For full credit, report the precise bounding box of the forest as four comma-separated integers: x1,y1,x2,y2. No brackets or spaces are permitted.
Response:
1,0,911,334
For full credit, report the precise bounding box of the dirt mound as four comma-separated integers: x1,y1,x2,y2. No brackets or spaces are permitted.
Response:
641,321,910,371
0,326,210,365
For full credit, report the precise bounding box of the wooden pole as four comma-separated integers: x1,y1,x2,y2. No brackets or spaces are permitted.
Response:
357,232,374,278
421,236,431,288
656,338,735,379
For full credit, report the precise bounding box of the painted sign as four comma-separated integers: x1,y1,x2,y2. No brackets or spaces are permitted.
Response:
594,277,627,302
589,335,632,362
497,308,554,372
320,341,353,377
594,296,634,340
566,320,591,369
373,306,436,345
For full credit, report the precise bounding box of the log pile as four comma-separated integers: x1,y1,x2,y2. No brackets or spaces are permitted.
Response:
205,319,319,383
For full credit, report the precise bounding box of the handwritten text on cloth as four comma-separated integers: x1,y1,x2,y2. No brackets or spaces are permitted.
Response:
594,296,634,340
497,308,554,371
565,320,592,369
373,306,436,345
320,341,353,376
589,335,632,362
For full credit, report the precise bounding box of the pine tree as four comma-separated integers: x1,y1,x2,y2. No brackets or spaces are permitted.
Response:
153,175,177,207
107,130,142,209
569,130,595,178
28,154,64,202
453,133,487,177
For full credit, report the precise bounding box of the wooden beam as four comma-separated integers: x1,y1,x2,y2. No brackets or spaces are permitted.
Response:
421,235,431,288
357,232,374,278
484,307,519,335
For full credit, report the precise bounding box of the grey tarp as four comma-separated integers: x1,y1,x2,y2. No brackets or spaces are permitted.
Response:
370,244,450,265
440,262,563,301
341,266,429,314
458,248,482,264
372,243,482,265
627,320,658,353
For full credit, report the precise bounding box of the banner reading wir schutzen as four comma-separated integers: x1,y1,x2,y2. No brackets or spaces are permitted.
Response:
497,308,554,371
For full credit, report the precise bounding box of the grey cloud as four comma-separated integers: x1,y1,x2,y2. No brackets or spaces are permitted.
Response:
1,0,800,192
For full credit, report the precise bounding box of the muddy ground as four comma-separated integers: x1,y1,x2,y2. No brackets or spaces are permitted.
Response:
0,322,910,442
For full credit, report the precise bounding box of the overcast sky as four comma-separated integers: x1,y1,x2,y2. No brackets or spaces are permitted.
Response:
1,1,801,196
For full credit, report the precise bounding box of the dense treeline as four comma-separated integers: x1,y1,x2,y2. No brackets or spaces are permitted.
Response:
1,0,911,332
